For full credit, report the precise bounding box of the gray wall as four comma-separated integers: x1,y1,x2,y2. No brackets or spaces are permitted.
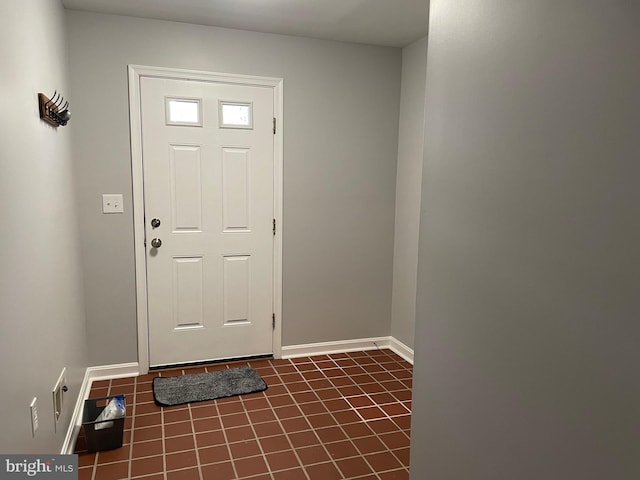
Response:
411,1,640,478
390,36,428,350
66,11,401,365
0,0,88,453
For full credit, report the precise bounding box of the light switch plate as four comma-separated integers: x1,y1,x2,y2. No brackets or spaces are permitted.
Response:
102,194,124,214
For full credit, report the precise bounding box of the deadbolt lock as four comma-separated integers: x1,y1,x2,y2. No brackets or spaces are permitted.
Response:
151,218,161,228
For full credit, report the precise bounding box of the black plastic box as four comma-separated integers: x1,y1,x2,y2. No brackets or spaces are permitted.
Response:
81,395,126,453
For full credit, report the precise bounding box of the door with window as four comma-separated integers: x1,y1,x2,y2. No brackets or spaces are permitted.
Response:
140,77,275,367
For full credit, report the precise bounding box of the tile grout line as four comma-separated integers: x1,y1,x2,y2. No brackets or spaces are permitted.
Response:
318,351,412,476
269,357,334,480
265,358,315,480
354,350,410,479
238,361,276,480
314,356,387,478
185,373,204,480
145,436,401,468
289,351,408,477
127,378,137,479
204,364,240,480
157,371,168,480
362,351,412,472
313,352,388,479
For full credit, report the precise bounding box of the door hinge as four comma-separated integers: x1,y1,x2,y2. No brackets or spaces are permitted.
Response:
273,218,276,236
272,313,276,330
273,117,276,135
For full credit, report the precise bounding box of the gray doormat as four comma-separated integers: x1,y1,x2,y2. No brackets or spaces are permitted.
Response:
152,366,267,406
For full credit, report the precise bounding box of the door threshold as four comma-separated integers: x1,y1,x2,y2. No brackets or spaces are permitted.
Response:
149,354,273,371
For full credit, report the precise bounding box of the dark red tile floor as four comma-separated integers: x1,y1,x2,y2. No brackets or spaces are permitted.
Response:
76,349,412,479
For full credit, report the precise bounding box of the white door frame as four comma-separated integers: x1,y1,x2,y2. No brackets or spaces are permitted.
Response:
128,65,284,374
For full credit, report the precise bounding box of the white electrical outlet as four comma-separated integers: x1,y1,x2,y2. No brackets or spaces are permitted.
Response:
30,398,38,438
102,194,124,214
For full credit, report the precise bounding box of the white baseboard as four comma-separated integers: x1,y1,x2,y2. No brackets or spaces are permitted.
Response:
387,337,414,364
86,362,140,382
282,336,413,364
281,337,389,358
61,362,139,454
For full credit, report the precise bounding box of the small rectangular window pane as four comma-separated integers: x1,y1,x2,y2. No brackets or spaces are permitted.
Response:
219,101,253,129
166,97,202,126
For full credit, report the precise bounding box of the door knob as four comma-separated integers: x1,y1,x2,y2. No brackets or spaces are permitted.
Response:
151,218,161,228
150,238,162,248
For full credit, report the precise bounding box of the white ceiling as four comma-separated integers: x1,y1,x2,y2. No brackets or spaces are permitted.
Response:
61,0,429,48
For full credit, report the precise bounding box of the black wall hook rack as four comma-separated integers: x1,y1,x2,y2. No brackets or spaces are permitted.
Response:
38,91,71,127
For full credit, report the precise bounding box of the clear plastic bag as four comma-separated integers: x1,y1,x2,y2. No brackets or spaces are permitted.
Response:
94,395,126,430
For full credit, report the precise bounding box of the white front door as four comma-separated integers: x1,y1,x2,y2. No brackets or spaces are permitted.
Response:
140,77,275,367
